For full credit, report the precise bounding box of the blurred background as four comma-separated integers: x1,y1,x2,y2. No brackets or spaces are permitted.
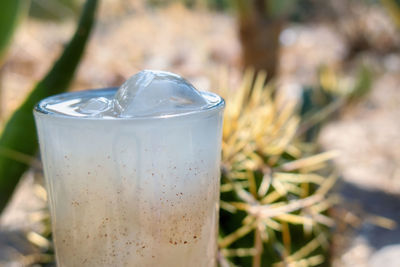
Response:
0,0,400,266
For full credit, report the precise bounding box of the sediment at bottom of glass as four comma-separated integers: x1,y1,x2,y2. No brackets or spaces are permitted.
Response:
52,184,219,267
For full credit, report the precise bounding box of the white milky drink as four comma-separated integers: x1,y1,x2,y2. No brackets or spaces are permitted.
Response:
33,71,225,267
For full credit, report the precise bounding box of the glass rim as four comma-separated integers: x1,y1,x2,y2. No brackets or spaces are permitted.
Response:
34,88,225,121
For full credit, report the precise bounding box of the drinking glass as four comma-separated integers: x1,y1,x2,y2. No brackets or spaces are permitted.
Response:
34,88,224,267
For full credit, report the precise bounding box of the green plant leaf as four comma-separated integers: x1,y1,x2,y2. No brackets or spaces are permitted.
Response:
0,0,98,213
0,0,29,64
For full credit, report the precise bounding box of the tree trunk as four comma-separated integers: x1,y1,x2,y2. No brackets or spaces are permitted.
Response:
238,0,283,80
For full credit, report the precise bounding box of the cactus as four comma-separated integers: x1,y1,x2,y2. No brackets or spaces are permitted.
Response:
218,69,339,266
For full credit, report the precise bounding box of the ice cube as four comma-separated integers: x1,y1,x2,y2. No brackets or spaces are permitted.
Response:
112,70,209,117
77,97,112,116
